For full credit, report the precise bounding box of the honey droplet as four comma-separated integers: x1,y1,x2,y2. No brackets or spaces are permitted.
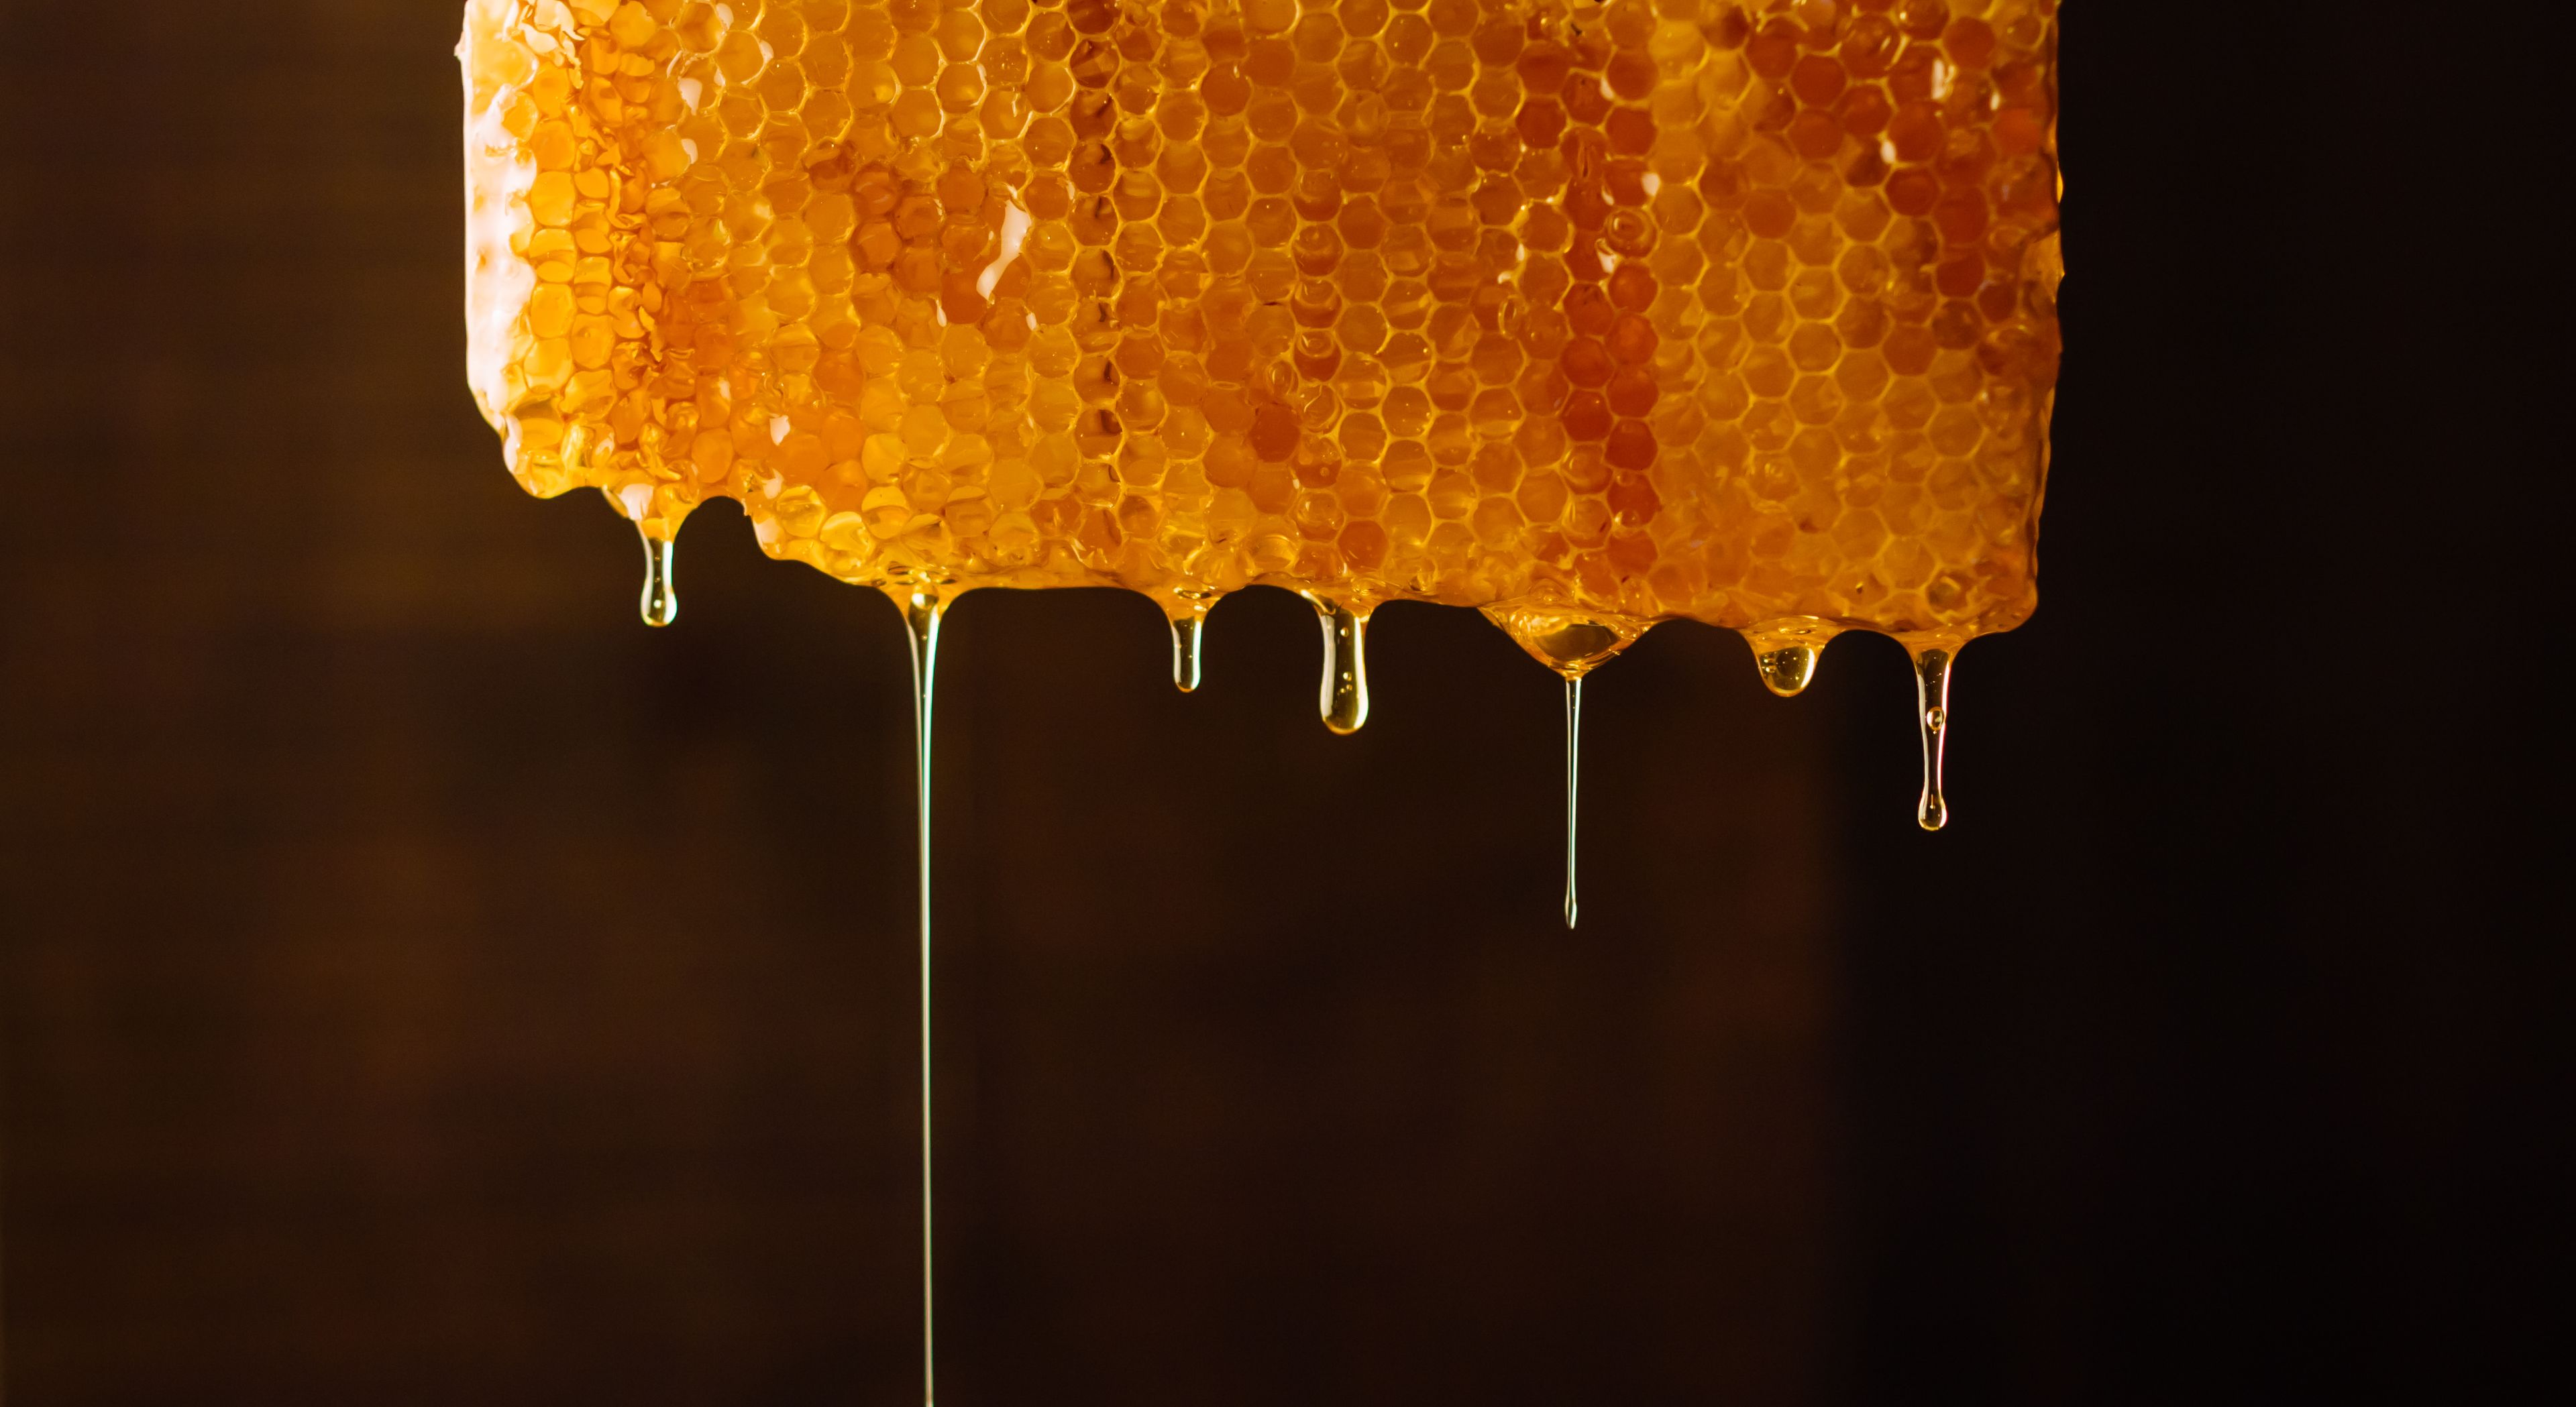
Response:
896,588,945,1407
1756,646,1818,697
1563,675,1583,931
639,530,677,628
1307,596,1370,734
1911,642,1956,832
1479,607,1642,930
1169,612,1206,694
1742,619,1841,697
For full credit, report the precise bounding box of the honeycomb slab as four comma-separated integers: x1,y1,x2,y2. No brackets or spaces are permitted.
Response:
462,0,2061,668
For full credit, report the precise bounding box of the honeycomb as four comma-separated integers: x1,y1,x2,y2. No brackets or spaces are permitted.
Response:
461,0,2060,691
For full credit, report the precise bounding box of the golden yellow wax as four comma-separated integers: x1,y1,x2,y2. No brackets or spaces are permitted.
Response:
462,0,2060,677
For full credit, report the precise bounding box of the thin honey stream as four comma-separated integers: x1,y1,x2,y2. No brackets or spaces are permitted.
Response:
1169,610,1206,691
1562,673,1581,928
1910,639,1951,832
899,589,944,1405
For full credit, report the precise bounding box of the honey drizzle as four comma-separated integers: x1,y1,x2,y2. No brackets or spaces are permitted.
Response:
1169,612,1205,695
1562,675,1582,931
898,590,944,1407
1754,646,1817,698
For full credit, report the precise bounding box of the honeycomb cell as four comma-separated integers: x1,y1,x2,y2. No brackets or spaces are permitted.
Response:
464,0,2060,673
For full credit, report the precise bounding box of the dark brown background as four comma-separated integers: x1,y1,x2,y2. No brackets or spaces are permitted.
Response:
0,2,2553,1404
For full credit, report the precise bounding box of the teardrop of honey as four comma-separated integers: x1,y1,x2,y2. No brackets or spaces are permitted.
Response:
1307,596,1370,734
1562,675,1582,930
1483,605,1648,680
1169,613,1205,693
639,530,677,628
896,588,945,1407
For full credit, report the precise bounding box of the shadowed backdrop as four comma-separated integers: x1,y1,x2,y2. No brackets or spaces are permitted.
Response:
0,3,2548,1405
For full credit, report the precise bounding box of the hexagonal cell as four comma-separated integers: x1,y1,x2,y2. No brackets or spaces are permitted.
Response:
464,0,2057,651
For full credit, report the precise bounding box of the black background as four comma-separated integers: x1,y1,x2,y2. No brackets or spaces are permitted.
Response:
0,2,2555,1404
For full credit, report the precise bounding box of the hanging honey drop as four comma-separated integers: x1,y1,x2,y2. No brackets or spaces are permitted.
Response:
896,589,945,1407
1562,675,1582,931
639,530,677,628
1481,607,1649,930
1911,644,1956,832
1742,619,1839,697
1307,596,1369,735
1755,646,1818,697
1169,612,1205,694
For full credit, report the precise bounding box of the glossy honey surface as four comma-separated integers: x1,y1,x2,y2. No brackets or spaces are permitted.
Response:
462,0,2060,667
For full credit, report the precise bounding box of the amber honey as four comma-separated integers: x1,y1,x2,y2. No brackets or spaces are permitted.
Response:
464,0,2059,715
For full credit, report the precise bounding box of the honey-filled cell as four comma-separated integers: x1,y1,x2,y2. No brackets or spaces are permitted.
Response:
462,0,2060,685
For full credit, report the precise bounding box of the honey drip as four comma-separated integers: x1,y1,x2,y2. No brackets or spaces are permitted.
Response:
1743,620,1838,698
898,589,944,1406
637,529,678,628
1483,606,1642,928
1562,675,1582,930
1754,646,1815,697
1169,611,1206,693
1911,642,1954,833
1309,597,1369,735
